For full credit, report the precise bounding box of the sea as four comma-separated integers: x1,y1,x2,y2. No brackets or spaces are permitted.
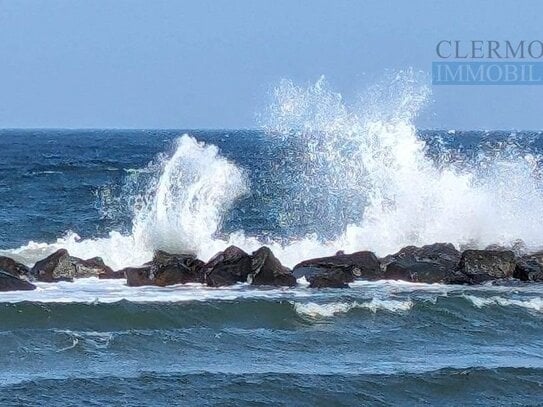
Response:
1,78,543,405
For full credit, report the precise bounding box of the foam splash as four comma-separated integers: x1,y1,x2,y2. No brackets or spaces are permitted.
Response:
3,72,543,270
130,135,248,256
293,299,414,318
465,295,543,312
1,135,249,269
264,72,543,256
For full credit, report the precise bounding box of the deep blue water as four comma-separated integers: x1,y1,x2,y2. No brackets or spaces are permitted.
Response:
1,128,542,249
0,129,543,406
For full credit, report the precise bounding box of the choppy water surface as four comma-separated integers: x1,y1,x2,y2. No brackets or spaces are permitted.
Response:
1,78,543,405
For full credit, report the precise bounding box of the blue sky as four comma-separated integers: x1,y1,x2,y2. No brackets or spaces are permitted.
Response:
0,0,542,129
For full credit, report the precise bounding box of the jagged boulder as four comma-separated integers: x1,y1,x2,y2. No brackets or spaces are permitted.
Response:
124,250,204,287
0,256,30,277
31,249,75,282
514,251,543,282
293,251,381,282
248,247,296,287
30,249,114,282
75,257,115,278
204,245,252,287
0,270,36,291
294,266,349,288
459,249,516,283
381,243,469,284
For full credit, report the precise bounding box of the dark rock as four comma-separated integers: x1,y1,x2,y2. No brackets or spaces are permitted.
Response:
0,270,36,291
30,250,115,282
293,251,381,282
204,246,252,287
248,247,296,287
0,256,30,277
514,251,543,282
74,257,114,278
123,265,153,286
383,260,469,284
30,249,74,282
294,266,349,288
459,249,516,283
98,269,127,279
381,243,461,268
125,250,204,287
381,243,468,284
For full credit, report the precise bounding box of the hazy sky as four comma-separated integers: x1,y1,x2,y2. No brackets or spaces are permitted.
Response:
0,0,542,129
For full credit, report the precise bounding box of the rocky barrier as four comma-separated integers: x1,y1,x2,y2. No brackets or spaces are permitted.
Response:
1,243,543,292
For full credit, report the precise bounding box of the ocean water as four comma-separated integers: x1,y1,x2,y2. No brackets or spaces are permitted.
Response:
2,78,543,405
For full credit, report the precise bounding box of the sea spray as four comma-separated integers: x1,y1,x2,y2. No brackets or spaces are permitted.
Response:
130,135,249,257
263,72,543,256
1,136,249,269
3,73,543,269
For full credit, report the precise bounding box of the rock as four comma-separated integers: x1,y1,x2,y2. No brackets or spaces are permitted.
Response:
30,249,74,282
74,257,114,278
381,243,468,284
248,247,296,287
0,270,36,291
0,256,30,277
30,249,114,282
459,249,516,283
204,246,252,287
383,260,469,284
98,269,127,279
123,265,153,286
125,251,204,287
294,266,349,288
293,251,381,282
381,243,461,268
514,251,543,282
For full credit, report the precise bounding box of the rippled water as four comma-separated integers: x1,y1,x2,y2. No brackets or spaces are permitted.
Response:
1,120,543,404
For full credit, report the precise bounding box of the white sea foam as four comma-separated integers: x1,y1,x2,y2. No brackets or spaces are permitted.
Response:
293,298,413,318
0,278,314,304
465,295,543,312
2,71,543,273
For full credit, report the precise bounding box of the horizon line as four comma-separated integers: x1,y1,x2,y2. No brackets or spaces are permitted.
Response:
0,127,542,132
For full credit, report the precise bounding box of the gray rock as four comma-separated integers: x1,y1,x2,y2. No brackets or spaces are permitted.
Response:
459,249,516,283
514,251,543,282
30,249,114,282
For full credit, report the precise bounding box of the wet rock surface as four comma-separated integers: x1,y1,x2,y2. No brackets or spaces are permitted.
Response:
3,241,543,292
204,246,253,287
514,251,543,282
0,270,36,291
293,251,381,282
459,249,516,283
293,266,350,288
125,251,204,287
381,243,469,284
30,249,114,282
0,256,30,277
249,247,296,287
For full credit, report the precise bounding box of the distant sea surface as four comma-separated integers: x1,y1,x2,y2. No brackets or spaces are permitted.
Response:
1,128,543,406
